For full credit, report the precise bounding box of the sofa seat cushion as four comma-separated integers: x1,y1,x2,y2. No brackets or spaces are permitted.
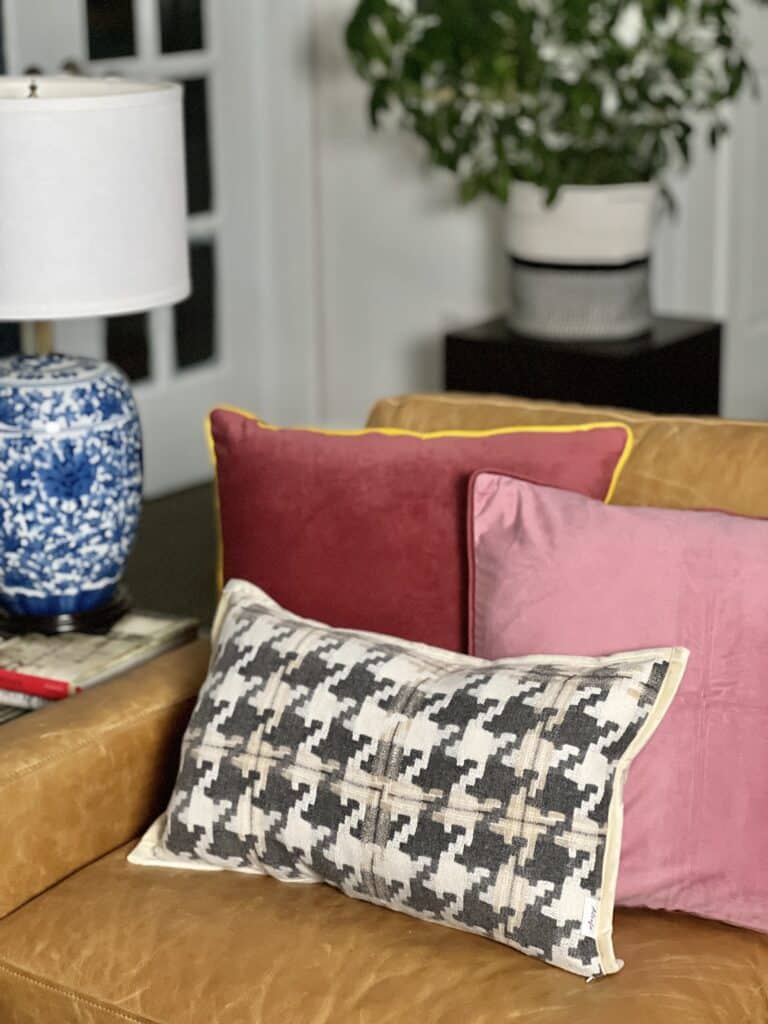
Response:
0,845,766,1024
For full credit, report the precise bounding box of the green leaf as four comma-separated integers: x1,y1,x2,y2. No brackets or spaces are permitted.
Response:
459,177,482,203
369,81,391,127
343,0,765,203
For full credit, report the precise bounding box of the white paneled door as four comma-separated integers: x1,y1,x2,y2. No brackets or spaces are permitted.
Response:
2,0,269,495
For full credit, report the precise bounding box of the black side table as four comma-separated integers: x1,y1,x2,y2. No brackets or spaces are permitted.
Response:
445,316,722,415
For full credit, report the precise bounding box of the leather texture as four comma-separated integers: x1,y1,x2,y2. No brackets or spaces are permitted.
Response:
366,392,768,516
0,843,767,1024
3,393,768,1022
0,639,209,920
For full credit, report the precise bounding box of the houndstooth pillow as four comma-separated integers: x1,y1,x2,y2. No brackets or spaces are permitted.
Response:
131,580,687,978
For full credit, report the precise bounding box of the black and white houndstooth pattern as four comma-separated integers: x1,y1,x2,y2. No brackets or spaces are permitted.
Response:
134,582,685,977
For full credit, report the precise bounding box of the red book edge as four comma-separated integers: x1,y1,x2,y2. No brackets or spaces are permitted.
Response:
0,668,79,700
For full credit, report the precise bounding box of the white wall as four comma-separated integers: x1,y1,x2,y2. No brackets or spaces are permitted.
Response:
264,0,505,429
650,0,768,421
720,4,768,419
264,0,768,428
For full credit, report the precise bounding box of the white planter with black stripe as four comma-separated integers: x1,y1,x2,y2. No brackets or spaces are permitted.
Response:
506,181,656,341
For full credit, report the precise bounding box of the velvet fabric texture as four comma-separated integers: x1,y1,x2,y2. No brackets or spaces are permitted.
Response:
208,410,631,651
468,471,768,932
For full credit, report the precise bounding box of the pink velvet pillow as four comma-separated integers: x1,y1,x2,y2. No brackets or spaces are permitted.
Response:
468,471,768,932
210,410,631,652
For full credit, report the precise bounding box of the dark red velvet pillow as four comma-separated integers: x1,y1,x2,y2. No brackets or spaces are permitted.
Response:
209,409,631,651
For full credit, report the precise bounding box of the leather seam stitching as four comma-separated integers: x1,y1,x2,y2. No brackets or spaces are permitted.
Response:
0,960,160,1023
0,695,196,789
376,392,762,427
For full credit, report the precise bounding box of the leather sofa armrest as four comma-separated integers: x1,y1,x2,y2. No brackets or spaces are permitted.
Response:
0,637,210,920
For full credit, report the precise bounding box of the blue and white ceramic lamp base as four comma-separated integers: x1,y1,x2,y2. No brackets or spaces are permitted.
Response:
0,355,142,631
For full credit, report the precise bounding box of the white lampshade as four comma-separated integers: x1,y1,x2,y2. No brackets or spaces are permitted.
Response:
0,76,190,319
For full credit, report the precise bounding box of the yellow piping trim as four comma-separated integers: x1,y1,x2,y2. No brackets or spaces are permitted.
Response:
604,423,634,503
205,413,224,598
205,405,634,596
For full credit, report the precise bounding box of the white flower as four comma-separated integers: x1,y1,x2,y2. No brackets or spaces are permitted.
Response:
556,52,584,84
542,129,570,151
601,83,619,117
457,153,474,178
369,15,388,41
685,22,718,53
654,7,683,40
388,0,417,13
489,100,511,117
461,100,482,124
539,42,558,62
629,51,652,76
613,4,644,49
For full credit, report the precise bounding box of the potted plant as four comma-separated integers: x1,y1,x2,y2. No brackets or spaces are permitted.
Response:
346,0,762,340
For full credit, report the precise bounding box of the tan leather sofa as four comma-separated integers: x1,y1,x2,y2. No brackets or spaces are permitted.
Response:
1,392,767,1024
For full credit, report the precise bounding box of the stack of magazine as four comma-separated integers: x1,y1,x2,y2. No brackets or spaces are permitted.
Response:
0,612,199,724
